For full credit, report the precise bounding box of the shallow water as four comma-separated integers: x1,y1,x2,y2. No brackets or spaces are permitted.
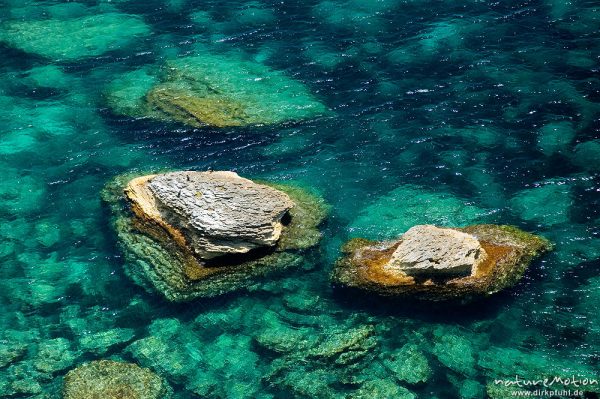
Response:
0,0,599,397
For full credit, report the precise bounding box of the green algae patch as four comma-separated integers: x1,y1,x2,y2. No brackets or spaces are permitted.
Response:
1,13,150,61
63,360,171,399
106,53,329,127
264,182,330,251
102,172,327,301
333,224,552,301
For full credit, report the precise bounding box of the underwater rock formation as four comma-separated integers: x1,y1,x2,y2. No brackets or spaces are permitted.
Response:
105,53,328,127
63,360,170,399
348,184,489,240
1,13,149,61
103,171,327,301
332,224,551,301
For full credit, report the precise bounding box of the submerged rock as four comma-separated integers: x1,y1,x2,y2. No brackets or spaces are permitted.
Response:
102,171,326,301
349,185,489,240
78,328,136,355
106,53,328,128
63,360,170,399
34,338,76,374
351,380,416,399
1,13,149,61
383,343,432,385
332,224,551,301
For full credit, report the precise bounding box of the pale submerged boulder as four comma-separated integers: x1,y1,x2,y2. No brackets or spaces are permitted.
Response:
1,12,150,61
105,53,328,128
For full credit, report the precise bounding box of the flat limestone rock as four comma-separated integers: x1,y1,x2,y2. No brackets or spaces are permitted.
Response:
63,360,171,399
332,224,552,301
142,171,294,259
386,225,487,277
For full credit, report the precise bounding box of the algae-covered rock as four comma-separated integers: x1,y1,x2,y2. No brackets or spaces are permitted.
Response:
34,338,76,374
1,13,150,61
104,67,160,119
126,336,189,383
254,311,320,354
262,321,383,397
102,171,327,301
63,360,170,399
0,343,27,369
431,329,476,376
106,53,328,127
268,366,341,399
307,325,377,366
383,343,432,385
332,224,551,301
79,328,136,355
126,327,261,398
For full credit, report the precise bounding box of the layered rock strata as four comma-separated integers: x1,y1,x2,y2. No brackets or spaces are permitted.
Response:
103,171,327,301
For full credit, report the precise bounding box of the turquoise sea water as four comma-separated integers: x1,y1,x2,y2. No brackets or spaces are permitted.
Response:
1,0,599,397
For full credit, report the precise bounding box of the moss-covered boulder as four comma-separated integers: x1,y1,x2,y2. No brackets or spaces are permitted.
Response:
63,360,170,399
105,53,328,128
332,224,551,301
102,171,327,301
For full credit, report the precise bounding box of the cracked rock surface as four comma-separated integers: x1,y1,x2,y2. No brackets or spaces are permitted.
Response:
386,225,487,277
145,171,294,259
